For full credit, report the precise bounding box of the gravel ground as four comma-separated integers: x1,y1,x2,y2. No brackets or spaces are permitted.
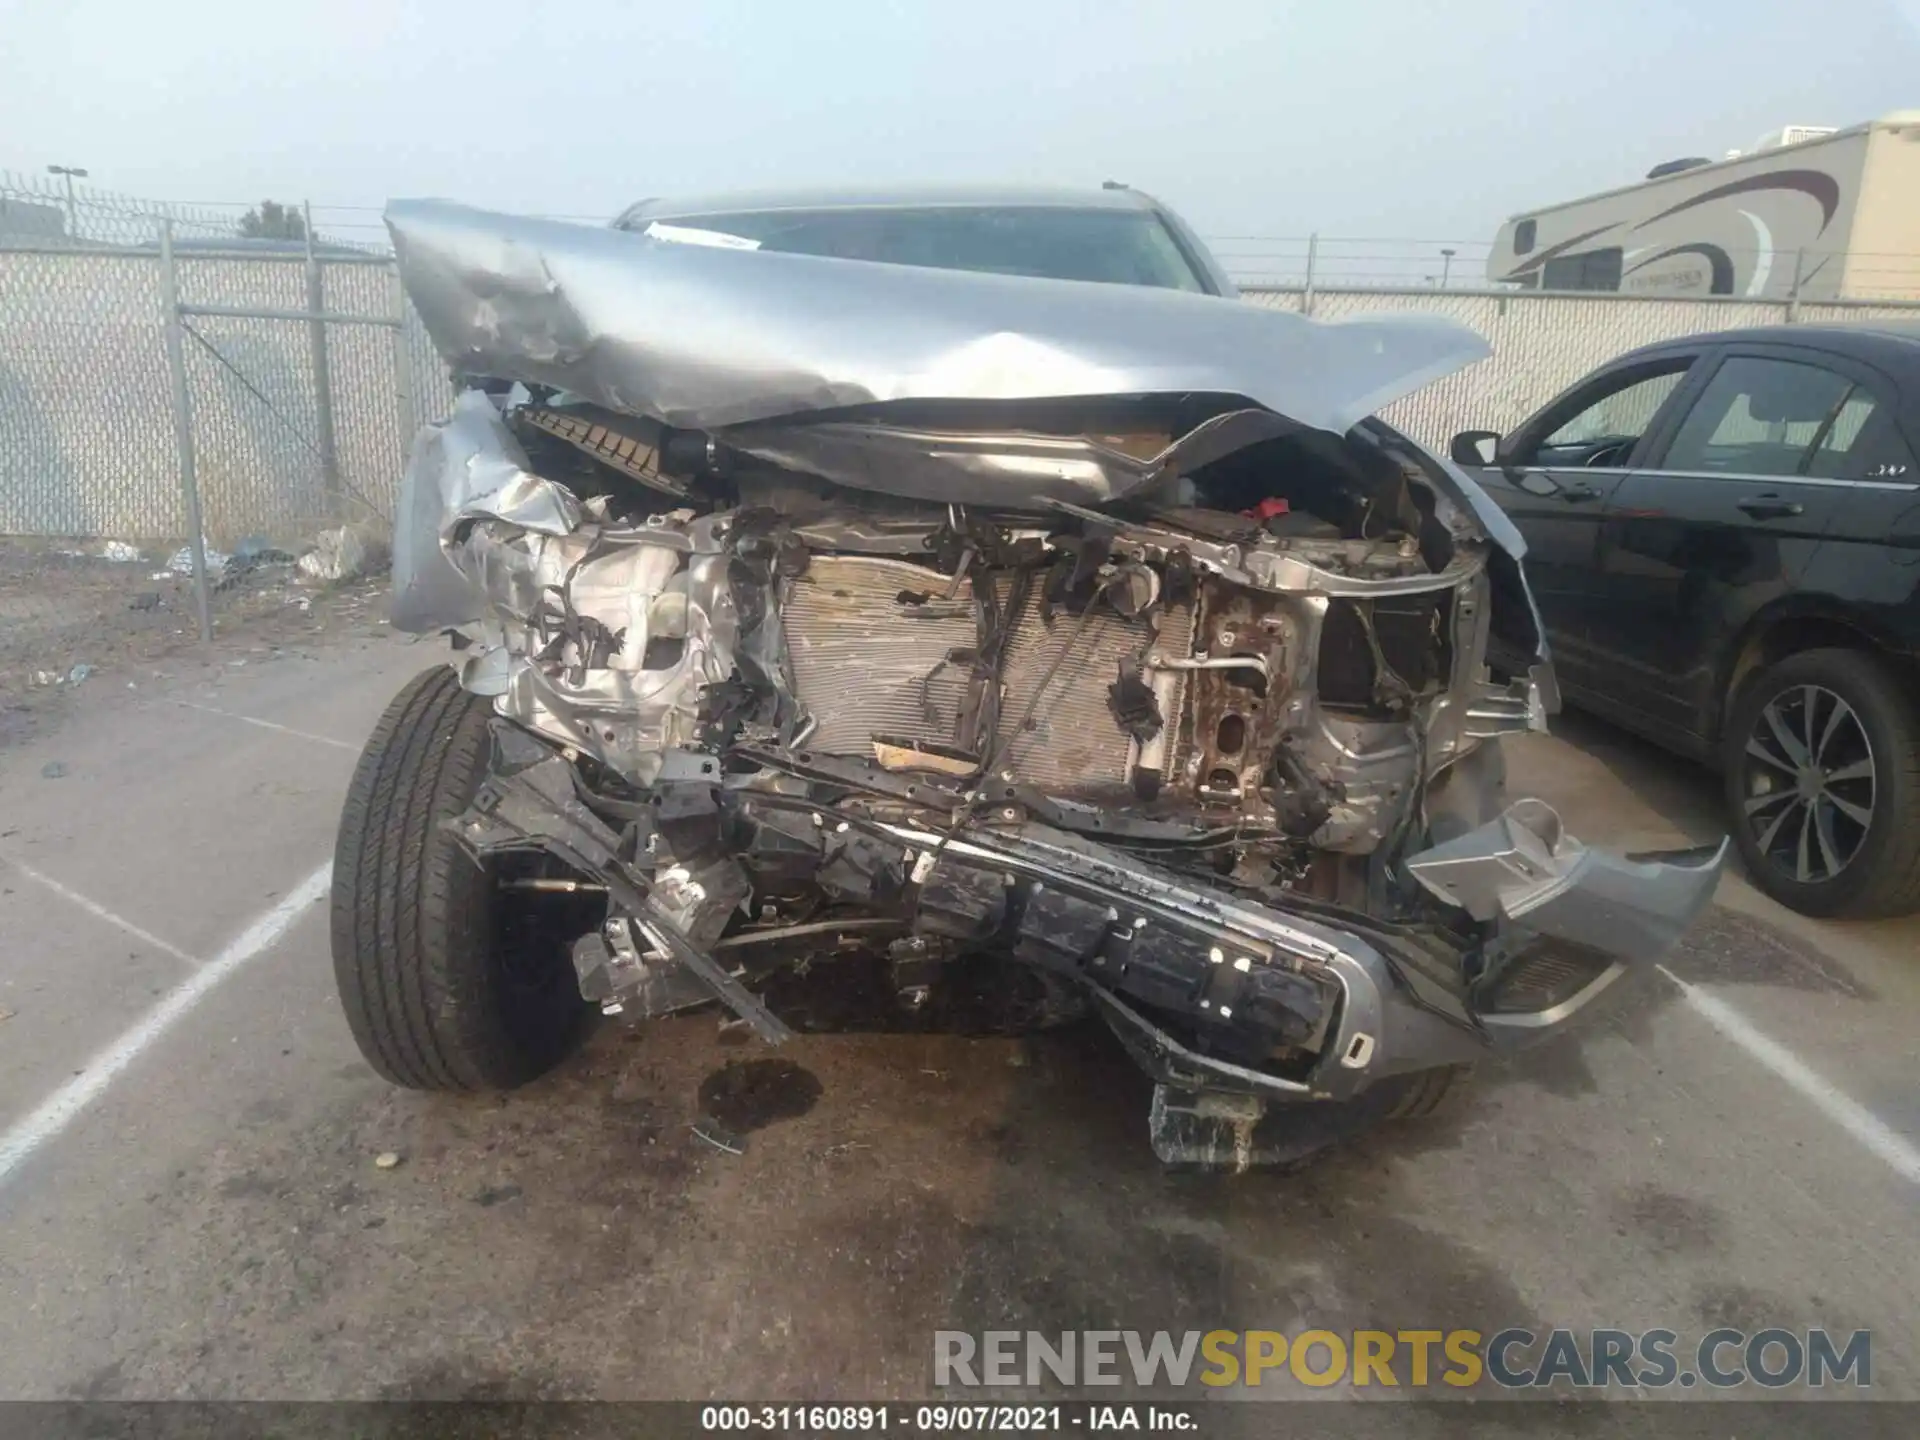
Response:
0,537,388,750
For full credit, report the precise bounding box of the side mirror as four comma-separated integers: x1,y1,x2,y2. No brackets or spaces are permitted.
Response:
1449,429,1502,467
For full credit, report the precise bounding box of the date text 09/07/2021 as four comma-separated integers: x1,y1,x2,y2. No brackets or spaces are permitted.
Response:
700,1406,1193,1432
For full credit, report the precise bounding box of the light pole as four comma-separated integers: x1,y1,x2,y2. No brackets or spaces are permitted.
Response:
1440,247,1456,288
47,164,88,240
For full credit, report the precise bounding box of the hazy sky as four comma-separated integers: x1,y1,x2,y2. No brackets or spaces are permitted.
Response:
4,0,1918,250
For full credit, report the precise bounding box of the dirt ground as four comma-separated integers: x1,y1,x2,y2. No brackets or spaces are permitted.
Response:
0,538,388,750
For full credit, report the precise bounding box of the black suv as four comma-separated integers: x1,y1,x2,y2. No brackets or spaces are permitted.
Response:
1451,323,1920,918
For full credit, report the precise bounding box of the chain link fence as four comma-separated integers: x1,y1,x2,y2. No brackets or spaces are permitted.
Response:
5,171,1920,544
0,244,445,543
1,170,442,548
1243,286,1920,448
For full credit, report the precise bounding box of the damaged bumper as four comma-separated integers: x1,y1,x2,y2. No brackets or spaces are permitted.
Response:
452,730,1724,1107
888,802,1728,1102
1405,800,1728,1039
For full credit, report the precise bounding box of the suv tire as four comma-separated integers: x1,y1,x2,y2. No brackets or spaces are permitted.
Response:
331,666,590,1089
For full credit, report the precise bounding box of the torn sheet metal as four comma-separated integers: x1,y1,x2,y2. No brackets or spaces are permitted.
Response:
391,390,582,631
385,200,1489,476
484,517,744,783
392,394,752,781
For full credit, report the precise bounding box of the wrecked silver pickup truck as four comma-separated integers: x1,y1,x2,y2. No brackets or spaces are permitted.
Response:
331,190,1726,1168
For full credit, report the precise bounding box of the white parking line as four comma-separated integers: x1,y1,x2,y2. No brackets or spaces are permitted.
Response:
0,861,333,1189
1658,965,1920,1187
172,699,359,751
1,855,201,970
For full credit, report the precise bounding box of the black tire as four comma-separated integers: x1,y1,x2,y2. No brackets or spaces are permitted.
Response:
1383,1063,1472,1120
1722,647,1920,919
330,666,590,1089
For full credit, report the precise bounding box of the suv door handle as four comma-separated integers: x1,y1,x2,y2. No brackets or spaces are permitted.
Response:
1737,495,1804,520
1559,483,1602,503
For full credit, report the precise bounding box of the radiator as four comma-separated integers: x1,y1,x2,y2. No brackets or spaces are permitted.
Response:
780,556,1194,796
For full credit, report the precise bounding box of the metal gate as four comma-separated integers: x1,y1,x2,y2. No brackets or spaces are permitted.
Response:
155,210,419,640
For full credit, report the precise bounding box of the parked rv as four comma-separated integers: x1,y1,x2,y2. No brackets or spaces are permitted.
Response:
1489,112,1920,302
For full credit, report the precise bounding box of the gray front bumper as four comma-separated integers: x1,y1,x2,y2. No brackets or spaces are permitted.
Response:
883,800,1727,1104
458,737,1726,1105
1403,798,1728,1041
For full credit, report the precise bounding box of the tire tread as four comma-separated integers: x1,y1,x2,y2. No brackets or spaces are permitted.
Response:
330,666,577,1090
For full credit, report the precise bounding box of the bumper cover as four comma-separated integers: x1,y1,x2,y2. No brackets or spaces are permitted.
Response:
1403,798,1728,1040
454,742,1725,1103
920,801,1725,1104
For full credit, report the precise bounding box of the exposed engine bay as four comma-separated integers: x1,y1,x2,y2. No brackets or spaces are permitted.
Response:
379,199,1727,1167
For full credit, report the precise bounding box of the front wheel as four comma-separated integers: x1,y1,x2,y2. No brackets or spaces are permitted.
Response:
1722,647,1920,919
330,666,592,1089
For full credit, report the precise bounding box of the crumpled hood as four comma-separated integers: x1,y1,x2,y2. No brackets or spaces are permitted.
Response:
387,200,1491,505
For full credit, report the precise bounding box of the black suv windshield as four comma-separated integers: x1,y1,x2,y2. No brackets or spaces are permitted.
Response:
628,205,1208,293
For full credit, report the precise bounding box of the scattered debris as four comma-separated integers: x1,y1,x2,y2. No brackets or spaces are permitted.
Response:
128,592,162,612
373,1151,403,1170
167,545,231,582
690,1121,746,1156
100,541,142,563
41,761,67,779
66,663,93,686
0,1007,15,1023
29,671,58,688
298,524,388,583
218,536,300,591
232,535,295,565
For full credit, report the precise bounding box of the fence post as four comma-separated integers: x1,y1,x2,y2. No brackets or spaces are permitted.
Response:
157,218,214,645
1302,233,1318,317
304,200,343,498
389,263,417,468
1787,247,1806,323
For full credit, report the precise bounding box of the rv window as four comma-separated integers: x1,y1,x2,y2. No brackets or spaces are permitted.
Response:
1514,219,1537,255
1661,358,1865,477
1541,247,1623,291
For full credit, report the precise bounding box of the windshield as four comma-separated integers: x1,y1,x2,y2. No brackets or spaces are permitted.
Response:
627,205,1209,292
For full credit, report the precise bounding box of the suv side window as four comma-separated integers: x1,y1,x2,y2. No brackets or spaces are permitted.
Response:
1523,361,1692,467
1661,356,1870,478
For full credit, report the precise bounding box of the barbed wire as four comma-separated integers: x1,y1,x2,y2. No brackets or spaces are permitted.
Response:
6,172,1917,296
0,172,385,252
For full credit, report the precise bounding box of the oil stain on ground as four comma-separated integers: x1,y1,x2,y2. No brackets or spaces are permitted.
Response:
697,1058,823,1134
1661,906,1874,998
